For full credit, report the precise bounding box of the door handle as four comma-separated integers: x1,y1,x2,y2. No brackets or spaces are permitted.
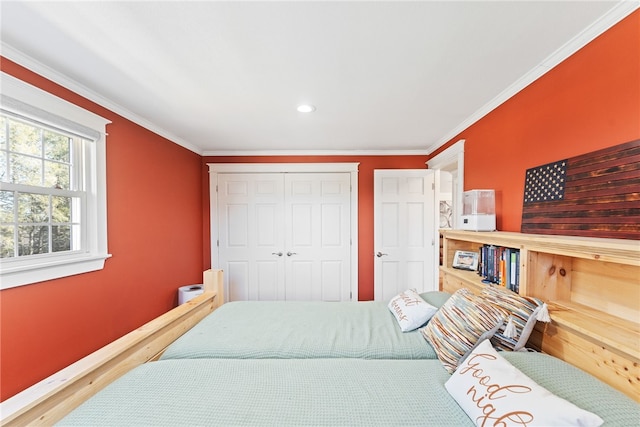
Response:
272,252,283,257
376,252,388,258
287,252,297,257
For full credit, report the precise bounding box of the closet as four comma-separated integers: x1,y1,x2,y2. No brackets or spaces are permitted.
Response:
209,163,358,302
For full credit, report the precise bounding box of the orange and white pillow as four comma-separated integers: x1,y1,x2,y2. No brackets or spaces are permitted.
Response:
446,339,603,427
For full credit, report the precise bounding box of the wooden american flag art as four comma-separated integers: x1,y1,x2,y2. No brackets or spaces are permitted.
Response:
521,139,640,240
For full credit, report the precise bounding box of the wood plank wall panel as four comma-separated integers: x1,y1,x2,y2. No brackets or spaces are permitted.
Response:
521,139,640,239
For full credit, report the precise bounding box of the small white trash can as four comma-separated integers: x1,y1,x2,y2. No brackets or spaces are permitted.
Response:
178,284,204,305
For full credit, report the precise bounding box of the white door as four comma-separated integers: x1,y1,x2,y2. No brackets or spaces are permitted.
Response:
374,170,437,301
217,173,285,301
284,173,352,301
215,170,352,302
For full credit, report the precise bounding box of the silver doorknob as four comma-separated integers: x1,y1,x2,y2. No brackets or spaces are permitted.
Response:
376,252,388,257
272,252,283,257
287,252,297,256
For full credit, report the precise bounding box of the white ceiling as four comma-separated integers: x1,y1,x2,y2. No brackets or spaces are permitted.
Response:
0,1,636,155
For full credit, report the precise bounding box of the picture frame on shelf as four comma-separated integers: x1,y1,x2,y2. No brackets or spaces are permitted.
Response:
452,250,479,271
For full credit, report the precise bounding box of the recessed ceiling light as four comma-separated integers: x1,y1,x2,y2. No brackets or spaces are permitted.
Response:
297,104,316,113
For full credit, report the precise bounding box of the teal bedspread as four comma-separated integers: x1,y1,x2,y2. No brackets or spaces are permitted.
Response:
160,294,450,360
58,352,639,426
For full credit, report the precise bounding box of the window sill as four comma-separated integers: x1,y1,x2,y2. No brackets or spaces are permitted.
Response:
0,253,112,290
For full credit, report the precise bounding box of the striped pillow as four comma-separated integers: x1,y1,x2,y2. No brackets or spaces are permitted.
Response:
481,285,549,351
421,288,507,373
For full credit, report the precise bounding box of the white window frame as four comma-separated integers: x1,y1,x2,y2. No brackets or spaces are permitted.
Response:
0,72,111,289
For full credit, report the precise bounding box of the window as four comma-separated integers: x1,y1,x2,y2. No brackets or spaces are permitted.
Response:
0,73,110,289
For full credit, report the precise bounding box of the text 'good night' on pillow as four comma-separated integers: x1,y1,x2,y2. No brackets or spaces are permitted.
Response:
421,288,507,373
388,288,438,332
446,339,603,427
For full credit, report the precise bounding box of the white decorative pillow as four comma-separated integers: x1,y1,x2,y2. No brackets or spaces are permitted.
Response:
481,285,550,351
421,288,507,373
388,289,438,332
446,339,604,427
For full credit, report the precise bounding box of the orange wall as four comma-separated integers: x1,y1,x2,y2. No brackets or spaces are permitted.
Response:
431,11,640,231
201,155,429,302
2,9,637,402
0,59,205,401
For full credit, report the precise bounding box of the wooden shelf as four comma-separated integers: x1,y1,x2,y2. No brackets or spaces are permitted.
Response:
443,230,640,266
546,300,640,362
440,266,482,288
439,229,640,402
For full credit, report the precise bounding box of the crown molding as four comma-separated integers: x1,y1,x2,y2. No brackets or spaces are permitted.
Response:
0,42,203,155
202,149,430,157
426,1,640,154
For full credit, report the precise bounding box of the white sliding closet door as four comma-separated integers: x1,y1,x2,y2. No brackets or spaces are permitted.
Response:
211,164,357,302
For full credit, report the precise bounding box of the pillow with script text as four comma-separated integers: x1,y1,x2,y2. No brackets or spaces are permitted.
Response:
445,339,603,427
388,288,437,332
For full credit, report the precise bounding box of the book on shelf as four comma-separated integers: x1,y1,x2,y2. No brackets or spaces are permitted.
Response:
476,244,520,292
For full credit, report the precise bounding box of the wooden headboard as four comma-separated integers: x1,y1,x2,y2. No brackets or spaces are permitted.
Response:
439,230,640,402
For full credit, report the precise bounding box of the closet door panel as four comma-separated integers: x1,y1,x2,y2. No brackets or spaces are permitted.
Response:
284,173,351,301
256,204,277,246
256,261,280,300
290,204,313,246
288,260,314,301
218,173,285,301
227,261,249,301
226,204,248,247
321,204,343,246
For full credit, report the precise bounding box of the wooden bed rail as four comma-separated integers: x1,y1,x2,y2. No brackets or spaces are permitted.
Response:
203,268,224,303
0,269,224,427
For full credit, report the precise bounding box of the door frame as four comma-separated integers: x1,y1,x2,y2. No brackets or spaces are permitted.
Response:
427,139,465,229
208,162,360,301
427,140,465,292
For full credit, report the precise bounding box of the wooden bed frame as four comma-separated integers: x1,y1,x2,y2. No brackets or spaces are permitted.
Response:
0,269,224,427
1,255,638,425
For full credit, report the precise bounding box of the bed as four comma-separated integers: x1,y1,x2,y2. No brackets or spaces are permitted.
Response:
2,269,639,426
159,291,450,360
57,345,640,426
